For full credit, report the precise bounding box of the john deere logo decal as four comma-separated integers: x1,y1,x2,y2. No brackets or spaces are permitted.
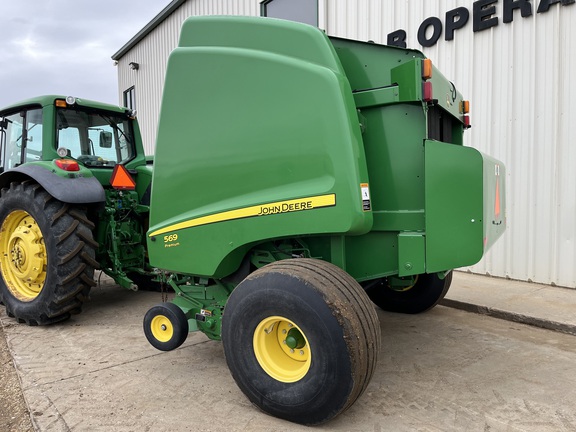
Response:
149,194,336,237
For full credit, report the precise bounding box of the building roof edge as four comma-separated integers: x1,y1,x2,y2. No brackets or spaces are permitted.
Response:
111,0,187,60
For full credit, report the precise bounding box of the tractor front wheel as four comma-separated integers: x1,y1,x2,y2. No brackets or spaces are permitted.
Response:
222,258,381,425
0,181,97,325
365,271,453,314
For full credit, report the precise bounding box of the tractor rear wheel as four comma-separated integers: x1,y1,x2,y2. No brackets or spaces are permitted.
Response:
222,258,381,425
0,181,97,325
365,271,453,314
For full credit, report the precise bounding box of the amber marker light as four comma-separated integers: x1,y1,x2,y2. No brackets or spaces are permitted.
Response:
422,58,433,80
460,100,470,114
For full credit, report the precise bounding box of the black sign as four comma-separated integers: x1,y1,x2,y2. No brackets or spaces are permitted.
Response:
387,0,575,48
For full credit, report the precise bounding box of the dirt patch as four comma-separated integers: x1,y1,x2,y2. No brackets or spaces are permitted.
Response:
0,323,34,432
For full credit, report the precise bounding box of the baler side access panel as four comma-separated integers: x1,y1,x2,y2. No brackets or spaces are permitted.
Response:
326,36,505,281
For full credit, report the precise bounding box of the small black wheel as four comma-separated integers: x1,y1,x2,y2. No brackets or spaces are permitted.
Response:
365,271,453,314
143,303,188,351
222,258,380,425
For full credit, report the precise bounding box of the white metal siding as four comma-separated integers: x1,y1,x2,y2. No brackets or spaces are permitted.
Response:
116,0,260,154
117,0,576,288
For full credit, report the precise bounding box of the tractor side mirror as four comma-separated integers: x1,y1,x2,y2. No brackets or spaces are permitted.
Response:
99,131,113,148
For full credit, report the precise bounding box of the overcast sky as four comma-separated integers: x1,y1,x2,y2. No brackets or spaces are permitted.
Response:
0,1,172,108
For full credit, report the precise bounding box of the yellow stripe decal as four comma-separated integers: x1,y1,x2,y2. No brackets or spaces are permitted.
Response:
149,194,336,237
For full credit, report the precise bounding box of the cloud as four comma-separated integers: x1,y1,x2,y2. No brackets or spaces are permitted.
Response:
14,37,51,61
0,0,171,108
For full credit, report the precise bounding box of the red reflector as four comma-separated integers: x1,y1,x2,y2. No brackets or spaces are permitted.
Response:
463,115,471,129
494,178,501,218
422,81,433,102
55,159,80,172
110,164,136,190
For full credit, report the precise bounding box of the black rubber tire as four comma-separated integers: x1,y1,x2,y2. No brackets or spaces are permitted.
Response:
222,258,381,425
365,271,453,314
143,302,189,351
0,181,97,325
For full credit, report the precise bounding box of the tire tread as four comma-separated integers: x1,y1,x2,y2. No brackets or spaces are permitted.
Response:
0,182,97,325
268,259,380,413
234,258,381,423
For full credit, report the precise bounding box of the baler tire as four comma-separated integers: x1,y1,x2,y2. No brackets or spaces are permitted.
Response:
366,271,453,314
0,181,96,325
143,303,188,351
221,258,381,425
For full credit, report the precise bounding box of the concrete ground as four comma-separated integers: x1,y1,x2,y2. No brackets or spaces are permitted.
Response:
1,271,576,431
441,271,576,336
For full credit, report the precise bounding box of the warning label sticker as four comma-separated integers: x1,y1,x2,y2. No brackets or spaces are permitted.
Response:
360,183,371,211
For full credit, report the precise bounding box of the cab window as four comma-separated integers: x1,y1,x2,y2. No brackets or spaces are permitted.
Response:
0,108,43,172
56,108,134,167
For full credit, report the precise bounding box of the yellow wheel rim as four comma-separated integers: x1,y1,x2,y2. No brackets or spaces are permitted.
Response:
150,315,174,342
0,210,47,301
253,316,311,383
392,274,419,292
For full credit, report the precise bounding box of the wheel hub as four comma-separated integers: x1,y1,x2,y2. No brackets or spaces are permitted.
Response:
253,316,311,383
0,210,47,301
150,315,174,342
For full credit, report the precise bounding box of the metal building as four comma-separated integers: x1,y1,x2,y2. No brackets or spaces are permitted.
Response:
112,0,576,289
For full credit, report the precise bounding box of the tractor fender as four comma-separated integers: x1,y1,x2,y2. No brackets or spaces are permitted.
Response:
0,165,105,204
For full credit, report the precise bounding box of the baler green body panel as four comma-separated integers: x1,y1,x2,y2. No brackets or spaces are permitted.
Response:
424,140,484,272
424,140,506,271
147,15,505,282
147,16,371,277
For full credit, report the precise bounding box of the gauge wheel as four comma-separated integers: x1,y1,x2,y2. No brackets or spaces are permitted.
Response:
365,271,453,314
0,181,97,325
143,302,189,351
222,258,381,425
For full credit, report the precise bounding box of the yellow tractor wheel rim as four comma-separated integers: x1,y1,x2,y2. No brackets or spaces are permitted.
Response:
0,210,47,301
150,315,174,342
253,316,311,383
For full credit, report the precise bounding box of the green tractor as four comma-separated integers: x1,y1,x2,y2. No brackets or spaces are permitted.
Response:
0,95,153,324
0,16,505,425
